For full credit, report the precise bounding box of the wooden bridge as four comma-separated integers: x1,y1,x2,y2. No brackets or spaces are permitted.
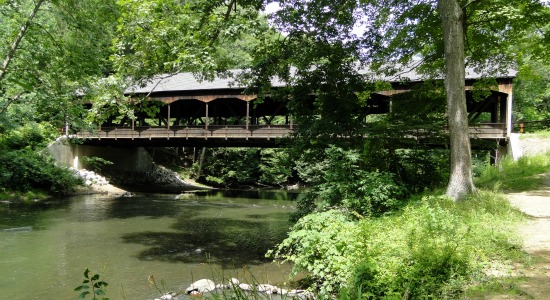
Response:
74,123,508,147
75,67,515,148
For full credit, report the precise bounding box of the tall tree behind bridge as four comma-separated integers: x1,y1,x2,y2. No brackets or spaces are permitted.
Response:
259,0,549,201
360,0,549,200
0,0,120,127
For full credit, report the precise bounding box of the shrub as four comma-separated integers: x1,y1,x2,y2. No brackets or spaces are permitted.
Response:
0,123,82,195
268,210,364,295
200,148,261,187
0,149,82,194
259,148,292,186
293,146,405,220
272,192,524,299
0,122,57,150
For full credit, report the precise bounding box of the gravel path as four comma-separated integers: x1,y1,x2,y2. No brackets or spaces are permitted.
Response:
497,173,550,299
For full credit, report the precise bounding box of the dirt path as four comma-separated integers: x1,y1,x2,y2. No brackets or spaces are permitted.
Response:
497,173,550,299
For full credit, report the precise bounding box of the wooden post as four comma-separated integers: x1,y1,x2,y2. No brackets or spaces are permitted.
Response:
520,121,524,134
498,79,513,137
167,103,171,131
167,103,171,140
205,102,209,139
246,101,250,130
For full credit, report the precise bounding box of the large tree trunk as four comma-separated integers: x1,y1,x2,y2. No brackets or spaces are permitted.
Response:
438,0,476,201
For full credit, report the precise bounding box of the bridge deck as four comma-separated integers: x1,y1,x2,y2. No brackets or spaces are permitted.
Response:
73,123,507,147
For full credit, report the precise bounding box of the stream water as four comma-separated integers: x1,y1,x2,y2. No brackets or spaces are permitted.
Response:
0,190,299,299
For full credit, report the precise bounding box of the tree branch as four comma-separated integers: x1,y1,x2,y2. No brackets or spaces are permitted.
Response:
0,0,46,83
208,0,237,47
461,0,482,10
0,93,22,115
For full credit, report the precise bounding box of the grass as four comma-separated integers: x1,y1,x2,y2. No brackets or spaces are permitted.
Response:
519,129,550,139
466,277,533,299
271,150,550,299
463,151,550,299
475,152,550,192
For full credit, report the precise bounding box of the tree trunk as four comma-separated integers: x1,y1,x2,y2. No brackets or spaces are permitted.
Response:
438,0,476,201
0,0,46,84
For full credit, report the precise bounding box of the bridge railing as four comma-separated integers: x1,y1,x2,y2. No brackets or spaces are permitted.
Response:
74,125,295,140
74,123,507,141
468,123,507,139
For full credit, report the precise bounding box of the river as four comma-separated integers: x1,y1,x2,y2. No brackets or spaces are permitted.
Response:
0,190,298,299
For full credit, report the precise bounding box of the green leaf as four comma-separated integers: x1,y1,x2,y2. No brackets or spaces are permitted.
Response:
7,78,34,92
79,291,90,299
74,285,89,291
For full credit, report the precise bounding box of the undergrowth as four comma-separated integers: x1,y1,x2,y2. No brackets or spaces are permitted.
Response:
475,152,550,192
270,190,525,299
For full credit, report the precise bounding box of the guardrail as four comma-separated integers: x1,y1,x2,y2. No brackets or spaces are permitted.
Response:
73,123,508,143
468,123,507,139
513,120,550,133
74,125,294,140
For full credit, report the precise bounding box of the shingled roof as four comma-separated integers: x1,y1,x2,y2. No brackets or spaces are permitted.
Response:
126,65,517,95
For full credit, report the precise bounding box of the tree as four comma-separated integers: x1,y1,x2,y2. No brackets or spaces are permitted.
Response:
113,0,274,80
438,0,475,199
88,0,548,202
258,0,549,201
0,0,46,84
0,0,120,127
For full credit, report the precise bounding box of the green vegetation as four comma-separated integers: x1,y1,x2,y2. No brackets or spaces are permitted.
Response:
476,153,550,192
269,168,549,299
0,123,82,199
74,268,109,300
199,148,294,188
0,0,548,298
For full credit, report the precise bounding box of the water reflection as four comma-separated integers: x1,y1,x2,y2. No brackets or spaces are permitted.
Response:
0,190,296,299
123,211,290,267
0,200,71,230
115,192,293,267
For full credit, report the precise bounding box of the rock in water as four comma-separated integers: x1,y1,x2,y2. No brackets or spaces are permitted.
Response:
256,284,275,293
238,283,253,291
185,279,216,294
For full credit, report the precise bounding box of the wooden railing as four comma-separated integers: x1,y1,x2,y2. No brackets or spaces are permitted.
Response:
513,120,550,133
468,123,507,139
73,123,508,143
74,125,294,140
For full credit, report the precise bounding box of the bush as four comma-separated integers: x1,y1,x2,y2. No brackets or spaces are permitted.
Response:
293,146,405,220
259,148,292,186
200,148,261,187
0,149,82,194
0,122,57,150
268,210,364,295
0,123,82,195
271,192,524,299
200,148,293,187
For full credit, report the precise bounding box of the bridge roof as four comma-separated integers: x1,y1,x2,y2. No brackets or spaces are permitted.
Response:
126,65,517,95
126,70,286,95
